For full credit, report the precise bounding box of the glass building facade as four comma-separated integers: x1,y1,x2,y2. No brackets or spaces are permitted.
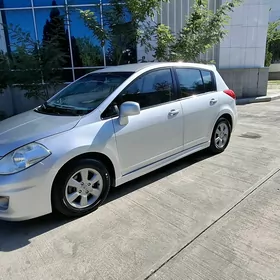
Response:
0,0,137,82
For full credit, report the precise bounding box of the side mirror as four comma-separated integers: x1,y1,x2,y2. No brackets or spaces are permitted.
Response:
119,101,140,126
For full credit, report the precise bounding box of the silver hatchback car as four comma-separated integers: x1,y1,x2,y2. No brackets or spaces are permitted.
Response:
0,62,237,221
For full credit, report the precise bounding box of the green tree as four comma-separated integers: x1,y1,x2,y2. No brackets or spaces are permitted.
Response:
155,0,242,62
79,0,240,64
265,20,280,67
79,0,166,64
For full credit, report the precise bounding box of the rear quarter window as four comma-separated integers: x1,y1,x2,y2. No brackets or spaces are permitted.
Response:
200,70,217,92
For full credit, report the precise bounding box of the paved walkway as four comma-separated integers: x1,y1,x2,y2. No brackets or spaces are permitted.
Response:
148,169,280,280
1,100,280,280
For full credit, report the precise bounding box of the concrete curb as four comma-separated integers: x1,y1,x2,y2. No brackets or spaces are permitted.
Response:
236,93,280,105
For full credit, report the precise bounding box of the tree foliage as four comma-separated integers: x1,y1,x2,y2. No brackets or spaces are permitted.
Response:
80,0,241,64
79,0,167,64
265,20,280,67
0,51,9,94
155,0,242,62
0,0,80,100
76,37,103,66
6,25,68,100
103,2,137,65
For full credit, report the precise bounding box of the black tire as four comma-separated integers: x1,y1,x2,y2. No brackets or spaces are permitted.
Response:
52,158,111,218
209,117,232,154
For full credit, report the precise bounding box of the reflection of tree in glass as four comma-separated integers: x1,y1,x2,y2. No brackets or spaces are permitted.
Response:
76,37,103,67
103,2,137,65
42,0,83,79
154,81,170,92
204,81,213,92
0,50,9,93
180,80,204,97
154,80,172,100
3,24,69,100
194,80,204,93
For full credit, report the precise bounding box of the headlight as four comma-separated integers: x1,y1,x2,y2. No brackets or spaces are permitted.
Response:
0,143,51,175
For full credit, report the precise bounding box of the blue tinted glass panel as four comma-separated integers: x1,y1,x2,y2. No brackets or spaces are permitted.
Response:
56,69,74,82
2,10,35,52
33,0,65,6
34,7,67,41
35,7,72,69
102,5,136,66
69,7,104,67
0,0,31,8
67,0,100,5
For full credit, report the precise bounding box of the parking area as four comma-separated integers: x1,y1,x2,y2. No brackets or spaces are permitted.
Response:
1,100,280,280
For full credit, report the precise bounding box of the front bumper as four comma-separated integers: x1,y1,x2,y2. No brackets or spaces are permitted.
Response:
0,159,55,221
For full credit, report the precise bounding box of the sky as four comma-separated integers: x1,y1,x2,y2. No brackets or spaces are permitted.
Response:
1,0,104,46
0,0,120,43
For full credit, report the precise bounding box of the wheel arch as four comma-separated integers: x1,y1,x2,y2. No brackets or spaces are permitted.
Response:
219,113,233,130
52,152,116,190
213,109,234,131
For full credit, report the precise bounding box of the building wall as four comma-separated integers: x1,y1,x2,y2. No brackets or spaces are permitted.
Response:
157,0,270,98
157,0,269,69
0,0,138,83
219,0,269,69
268,0,280,22
0,85,66,117
158,0,218,62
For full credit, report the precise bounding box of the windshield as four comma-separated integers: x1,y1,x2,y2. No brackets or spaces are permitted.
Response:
36,71,133,116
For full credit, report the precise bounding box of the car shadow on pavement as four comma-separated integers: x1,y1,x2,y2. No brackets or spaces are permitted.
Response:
0,150,213,252
105,150,213,205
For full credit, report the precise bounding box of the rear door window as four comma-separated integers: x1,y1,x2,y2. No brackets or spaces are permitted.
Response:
175,68,216,98
175,68,204,98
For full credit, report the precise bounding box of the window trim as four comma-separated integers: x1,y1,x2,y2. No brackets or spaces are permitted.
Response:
101,67,178,120
173,67,217,100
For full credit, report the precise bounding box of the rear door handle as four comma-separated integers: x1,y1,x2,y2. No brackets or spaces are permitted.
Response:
169,109,179,116
210,98,218,105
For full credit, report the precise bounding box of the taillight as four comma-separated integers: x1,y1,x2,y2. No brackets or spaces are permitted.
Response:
223,89,236,100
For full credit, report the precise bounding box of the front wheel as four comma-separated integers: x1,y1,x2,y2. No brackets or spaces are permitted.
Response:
52,159,111,218
209,117,231,154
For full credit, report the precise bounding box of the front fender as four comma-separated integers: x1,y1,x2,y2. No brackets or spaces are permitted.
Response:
38,119,121,199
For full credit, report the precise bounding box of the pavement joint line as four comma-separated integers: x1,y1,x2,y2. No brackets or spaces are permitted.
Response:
142,167,280,280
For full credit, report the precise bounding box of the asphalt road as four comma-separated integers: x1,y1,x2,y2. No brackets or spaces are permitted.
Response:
1,100,280,280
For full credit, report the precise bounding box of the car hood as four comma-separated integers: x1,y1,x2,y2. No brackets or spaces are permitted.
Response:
0,110,81,156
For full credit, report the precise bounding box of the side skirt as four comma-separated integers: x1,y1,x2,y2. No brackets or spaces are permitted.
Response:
115,141,210,187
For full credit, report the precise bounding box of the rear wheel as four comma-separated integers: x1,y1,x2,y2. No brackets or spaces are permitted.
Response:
52,159,111,218
209,117,231,154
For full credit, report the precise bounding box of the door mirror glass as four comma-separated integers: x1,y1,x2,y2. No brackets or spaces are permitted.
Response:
119,101,140,125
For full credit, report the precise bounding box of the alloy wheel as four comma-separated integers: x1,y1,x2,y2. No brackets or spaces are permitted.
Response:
65,168,103,209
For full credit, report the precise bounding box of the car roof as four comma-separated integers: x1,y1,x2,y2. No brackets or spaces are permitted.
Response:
95,62,216,73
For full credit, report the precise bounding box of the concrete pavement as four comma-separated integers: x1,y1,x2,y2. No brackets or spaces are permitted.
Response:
1,100,280,280
148,169,280,280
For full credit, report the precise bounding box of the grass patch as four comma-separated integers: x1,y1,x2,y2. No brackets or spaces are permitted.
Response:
268,80,280,85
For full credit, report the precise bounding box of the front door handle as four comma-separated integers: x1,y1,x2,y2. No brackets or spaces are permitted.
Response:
210,98,218,105
168,109,179,116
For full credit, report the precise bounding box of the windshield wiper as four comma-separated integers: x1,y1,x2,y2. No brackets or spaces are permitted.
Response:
35,103,83,116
